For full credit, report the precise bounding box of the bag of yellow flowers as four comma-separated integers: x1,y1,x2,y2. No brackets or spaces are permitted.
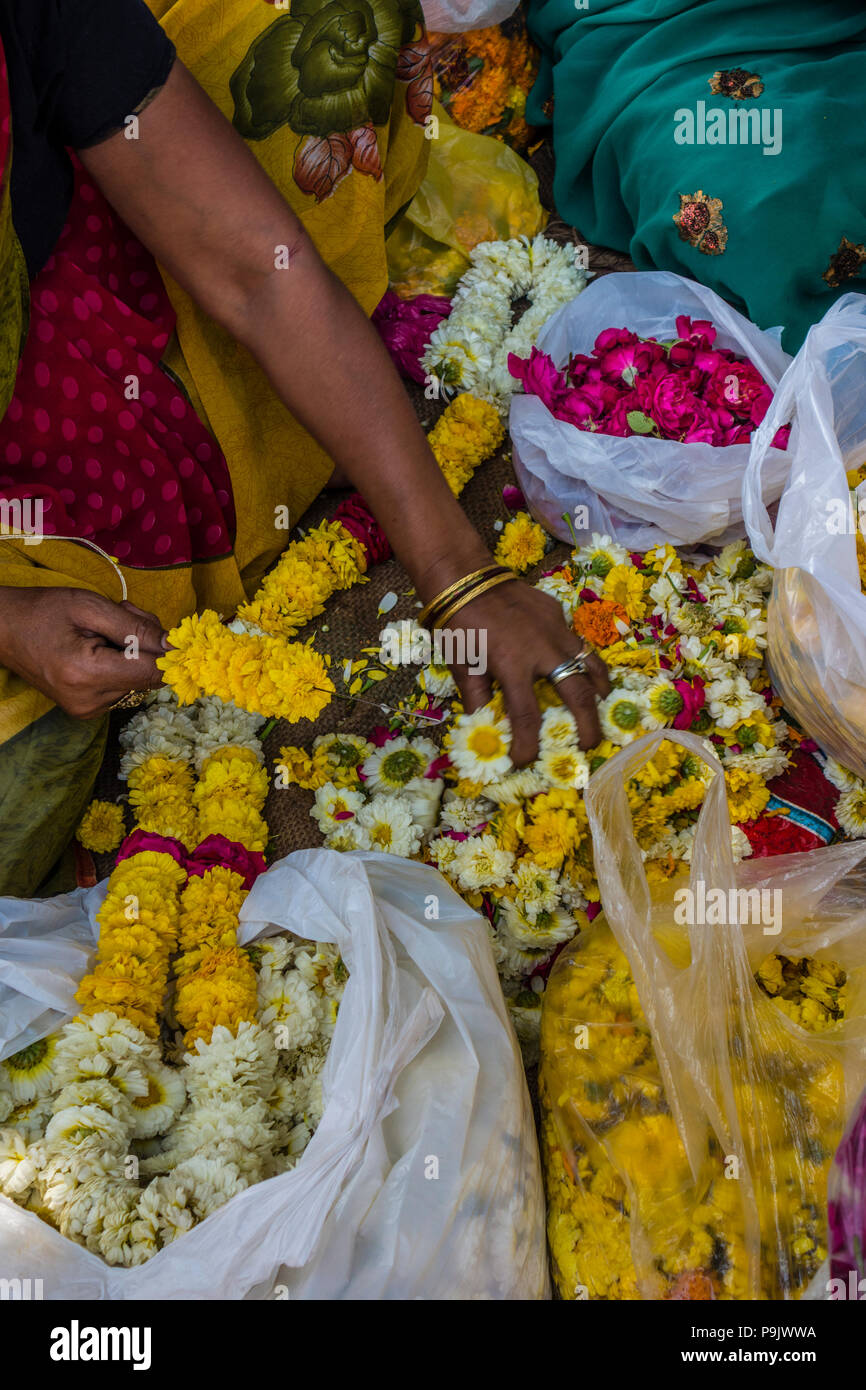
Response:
743,294,866,782
540,729,866,1301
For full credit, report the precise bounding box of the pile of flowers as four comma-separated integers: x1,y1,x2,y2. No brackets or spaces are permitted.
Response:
0,694,346,1266
276,530,866,1056
429,19,539,153
508,315,791,447
422,235,587,409
540,918,847,1300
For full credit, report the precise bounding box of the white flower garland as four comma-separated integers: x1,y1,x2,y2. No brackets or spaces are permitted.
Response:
421,234,588,411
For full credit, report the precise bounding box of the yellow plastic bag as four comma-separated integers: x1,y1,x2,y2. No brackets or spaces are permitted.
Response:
385,99,545,297
540,729,866,1300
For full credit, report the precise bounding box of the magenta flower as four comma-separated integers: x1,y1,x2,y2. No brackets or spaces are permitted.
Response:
507,347,564,406
672,676,706,729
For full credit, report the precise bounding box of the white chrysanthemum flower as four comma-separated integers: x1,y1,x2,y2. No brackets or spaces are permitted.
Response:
6,1096,54,1140
539,706,578,750
824,758,861,794
449,834,514,892
448,705,512,784
139,1173,195,1245
417,661,458,699
171,1154,251,1221
261,973,319,1053
494,932,555,981
2,1035,58,1103
46,1103,128,1154
499,900,576,951
705,674,764,729
0,1082,12,1126
427,834,460,873
126,1064,186,1140
354,794,422,856
537,744,589,791
713,540,760,581
53,1078,133,1125
722,744,790,780
599,689,653,745
53,1013,160,1087
0,1129,39,1196
440,793,494,833
361,735,439,793
482,767,546,804
257,935,297,974
508,861,561,922
731,826,752,861
310,782,365,835
323,823,372,852
118,704,197,777
191,696,265,770
836,785,866,838
286,1119,312,1158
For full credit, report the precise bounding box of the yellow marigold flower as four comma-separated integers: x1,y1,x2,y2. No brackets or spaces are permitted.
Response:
494,510,547,573
136,802,199,849
276,745,318,790
603,564,647,621
523,810,580,869
196,798,268,852
175,947,259,1048
194,751,269,812
427,394,505,497
76,799,125,854
725,766,770,823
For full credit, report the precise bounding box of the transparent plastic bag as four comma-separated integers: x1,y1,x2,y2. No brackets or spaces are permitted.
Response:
540,730,866,1300
0,849,548,1299
386,100,545,298
421,0,519,36
510,271,792,550
742,293,866,779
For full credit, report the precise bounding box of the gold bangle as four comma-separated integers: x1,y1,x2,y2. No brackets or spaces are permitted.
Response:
418,563,507,628
433,570,517,629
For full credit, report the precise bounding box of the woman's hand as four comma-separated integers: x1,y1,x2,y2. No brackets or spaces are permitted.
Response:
0,588,165,719
442,581,610,763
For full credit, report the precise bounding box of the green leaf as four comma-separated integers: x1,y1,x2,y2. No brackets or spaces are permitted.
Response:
626,410,657,435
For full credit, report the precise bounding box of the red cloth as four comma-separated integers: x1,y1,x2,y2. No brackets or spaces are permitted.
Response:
0,157,236,569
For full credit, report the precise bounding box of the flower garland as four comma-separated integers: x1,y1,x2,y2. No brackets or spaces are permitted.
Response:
0,692,348,1264
421,235,588,409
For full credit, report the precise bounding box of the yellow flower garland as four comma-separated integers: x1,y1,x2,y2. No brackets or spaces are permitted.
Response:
173,867,258,1050
75,851,187,1039
428,393,505,496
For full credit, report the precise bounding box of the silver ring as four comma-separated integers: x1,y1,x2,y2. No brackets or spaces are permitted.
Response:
548,652,588,685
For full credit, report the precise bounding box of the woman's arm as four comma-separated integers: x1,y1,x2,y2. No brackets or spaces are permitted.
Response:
78,61,607,755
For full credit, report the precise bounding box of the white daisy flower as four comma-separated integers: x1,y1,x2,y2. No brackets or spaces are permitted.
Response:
448,705,512,784
573,532,629,579
499,900,576,951
2,1035,58,1103
361,735,439,793
310,782,365,835
598,689,653,745
537,744,589,791
539,706,579,750
836,785,866,839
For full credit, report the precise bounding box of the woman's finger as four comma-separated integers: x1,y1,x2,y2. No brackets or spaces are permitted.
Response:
550,670,603,750
584,650,611,699
498,672,542,765
457,669,493,714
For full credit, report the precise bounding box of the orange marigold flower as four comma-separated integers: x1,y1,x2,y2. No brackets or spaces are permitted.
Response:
573,599,630,648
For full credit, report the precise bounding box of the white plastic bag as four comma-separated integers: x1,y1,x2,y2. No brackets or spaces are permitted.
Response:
0,849,548,1300
510,270,792,550
742,293,866,780
420,0,519,34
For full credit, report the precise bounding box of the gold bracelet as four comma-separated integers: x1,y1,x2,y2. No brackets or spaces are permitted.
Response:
417,563,507,628
433,570,517,629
